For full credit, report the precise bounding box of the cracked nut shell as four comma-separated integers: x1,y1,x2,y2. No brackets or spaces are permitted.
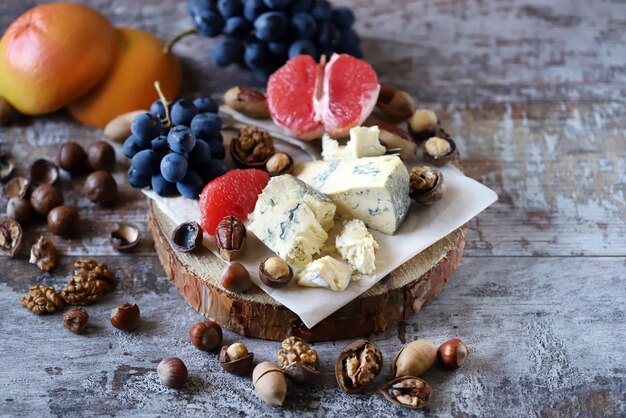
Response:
221,262,252,293
423,137,458,166
30,159,59,185
7,198,34,225
409,166,445,205
29,236,57,272
189,320,223,352
87,141,116,172
335,339,383,394
220,343,254,375
391,339,437,378
157,357,188,389
265,152,293,176
253,362,288,406
437,338,468,369
0,154,15,182
56,142,87,175
63,308,89,334
171,221,202,253
278,336,320,384
47,206,78,237
110,302,140,332
3,176,30,199
110,223,140,252
84,170,118,206
259,257,293,288
223,86,270,119
379,376,432,409
376,83,415,121
0,218,23,257
30,184,64,216
215,216,246,261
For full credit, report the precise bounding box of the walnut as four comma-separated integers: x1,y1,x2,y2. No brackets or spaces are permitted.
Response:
29,236,57,272
277,337,320,384
231,125,275,167
60,259,115,305
21,285,64,314
335,340,383,393
409,166,445,205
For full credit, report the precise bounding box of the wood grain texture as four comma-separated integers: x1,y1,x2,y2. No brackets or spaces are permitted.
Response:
0,0,625,416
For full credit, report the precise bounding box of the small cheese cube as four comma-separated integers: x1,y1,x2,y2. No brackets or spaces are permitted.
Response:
321,126,386,161
296,256,354,292
336,219,378,275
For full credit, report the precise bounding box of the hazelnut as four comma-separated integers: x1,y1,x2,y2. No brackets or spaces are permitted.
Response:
110,223,140,252
0,154,15,182
223,86,270,119
87,141,116,172
47,206,78,237
7,198,34,225
437,338,468,369
171,221,203,253
157,357,188,389
189,320,223,352
219,342,254,375
110,302,140,332
335,340,383,394
259,257,293,288
265,152,293,176
423,136,458,166
215,216,246,261
0,218,23,257
278,336,320,384
84,170,118,206
221,263,252,293
30,184,64,216
30,159,59,185
376,83,415,121
29,235,57,272
252,362,288,406
104,110,146,143
3,177,30,199
63,308,89,334
391,339,437,378
408,109,439,141
379,376,432,409
409,166,445,205
56,142,87,175
0,95,12,125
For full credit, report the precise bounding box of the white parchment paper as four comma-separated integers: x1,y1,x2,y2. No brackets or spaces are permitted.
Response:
144,125,497,328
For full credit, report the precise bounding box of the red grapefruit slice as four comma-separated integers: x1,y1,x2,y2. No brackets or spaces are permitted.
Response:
199,169,270,234
267,55,324,140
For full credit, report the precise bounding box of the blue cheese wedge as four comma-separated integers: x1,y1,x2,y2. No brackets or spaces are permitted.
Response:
296,256,354,292
249,174,336,231
294,156,410,235
336,219,379,275
321,126,386,161
248,199,327,267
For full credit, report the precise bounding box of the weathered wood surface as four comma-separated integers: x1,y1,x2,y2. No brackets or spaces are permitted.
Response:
1,0,625,417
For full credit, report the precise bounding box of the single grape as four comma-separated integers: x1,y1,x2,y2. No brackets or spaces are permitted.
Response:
244,42,270,68
131,112,161,144
312,0,332,21
170,99,199,126
288,39,317,58
188,139,212,166
254,12,288,41
161,153,188,183
191,113,222,139
151,174,179,197
193,97,219,114
128,167,152,188
331,6,355,29
193,10,225,37
224,16,252,39
289,0,313,14
217,0,243,18
207,140,226,160
150,99,167,119
243,0,268,21
176,171,205,199
339,28,360,48
131,149,161,176
167,125,197,154
206,131,224,143
317,21,340,48
263,0,290,9
151,136,169,154
122,135,146,159
188,0,218,15
196,159,229,183
211,38,245,66
268,41,289,57
291,13,317,39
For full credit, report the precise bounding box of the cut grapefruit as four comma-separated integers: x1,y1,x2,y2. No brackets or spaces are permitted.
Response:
199,169,270,234
267,54,379,140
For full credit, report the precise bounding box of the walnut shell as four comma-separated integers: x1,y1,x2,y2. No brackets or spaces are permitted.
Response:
379,376,432,409
335,339,383,394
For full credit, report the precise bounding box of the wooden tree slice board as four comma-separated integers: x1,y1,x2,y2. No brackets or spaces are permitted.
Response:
148,200,467,342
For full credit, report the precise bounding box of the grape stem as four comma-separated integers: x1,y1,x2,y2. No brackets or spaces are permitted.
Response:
153,81,172,128
163,28,198,54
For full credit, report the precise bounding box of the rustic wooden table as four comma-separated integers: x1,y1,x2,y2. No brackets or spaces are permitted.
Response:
1,1,624,417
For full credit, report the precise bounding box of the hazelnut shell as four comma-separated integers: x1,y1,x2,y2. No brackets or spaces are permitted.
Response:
110,302,140,332
157,357,188,389
0,154,15,182
265,152,294,177
30,184,64,216
47,206,78,237
390,339,437,378
87,141,116,172
423,137,458,166
437,338,468,369
84,170,118,206
221,263,252,293
171,221,203,253
189,320,223,352
335,339,383,394
30,159,59,186
56,142,87,174
219,345,254,376
110,223,140,252
63,308,89,334
259,257,293,288
3,177,30,199
7,198,34,224
252,362,288,406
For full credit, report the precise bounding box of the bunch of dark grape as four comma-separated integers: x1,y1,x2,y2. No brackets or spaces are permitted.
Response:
186,0,361,80
123,95,229,199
